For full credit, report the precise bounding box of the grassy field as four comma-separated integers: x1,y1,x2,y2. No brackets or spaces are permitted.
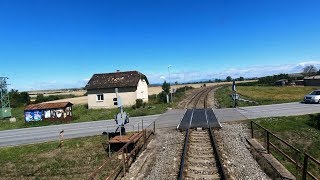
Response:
253,115,320,179
215,85,319,108
0,135,112,179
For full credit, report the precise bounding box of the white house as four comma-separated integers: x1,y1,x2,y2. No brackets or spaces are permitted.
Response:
85,71,149,109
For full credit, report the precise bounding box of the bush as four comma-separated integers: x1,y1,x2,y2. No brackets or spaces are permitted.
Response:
135,99,143,108
158,91,168,103
308,114,320,130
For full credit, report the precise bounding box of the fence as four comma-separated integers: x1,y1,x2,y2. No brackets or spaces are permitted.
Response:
251,121,320,180
89,120,156,180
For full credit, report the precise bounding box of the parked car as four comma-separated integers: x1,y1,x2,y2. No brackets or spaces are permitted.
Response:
304,90,320,103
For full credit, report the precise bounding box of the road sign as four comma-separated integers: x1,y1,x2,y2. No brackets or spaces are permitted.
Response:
232,94,239,100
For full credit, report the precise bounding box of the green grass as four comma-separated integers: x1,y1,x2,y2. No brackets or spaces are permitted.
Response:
0,135,110,179
215,85,319,108
253,115,320,179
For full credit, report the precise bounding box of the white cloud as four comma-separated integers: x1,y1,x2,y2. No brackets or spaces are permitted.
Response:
15,78,90,91
12,61,320,90
147,61,320,84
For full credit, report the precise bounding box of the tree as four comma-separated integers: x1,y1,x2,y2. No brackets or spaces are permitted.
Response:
35,94,45,103
239,77,244,81
162,81,170,94
174,81,178,85
9,89,31,107
303,65,318,77
20,92,31,105
226,76,232,82
215,79,222,82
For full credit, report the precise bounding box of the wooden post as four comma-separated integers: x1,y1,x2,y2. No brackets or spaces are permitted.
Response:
144,129,146,150
251,121,254,138
122,150,126,176
125,146,128,171
267,131,270,154
153,121,155,134
142,119,144,129
302,154,309,180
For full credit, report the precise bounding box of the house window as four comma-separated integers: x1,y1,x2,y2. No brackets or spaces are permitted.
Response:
96,94,104,101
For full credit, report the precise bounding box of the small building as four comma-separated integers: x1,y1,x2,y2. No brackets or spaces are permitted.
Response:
24,102,73,122
274,79,288,86
304,76,320,86
295,80,304,86
85,71,149,109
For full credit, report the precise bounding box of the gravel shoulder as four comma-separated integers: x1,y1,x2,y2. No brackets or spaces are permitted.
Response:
123,128,184,180
215,123,270,180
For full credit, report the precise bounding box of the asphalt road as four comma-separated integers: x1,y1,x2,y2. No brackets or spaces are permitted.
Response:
215,102,320,122
2,102,320,147
0,114,160,147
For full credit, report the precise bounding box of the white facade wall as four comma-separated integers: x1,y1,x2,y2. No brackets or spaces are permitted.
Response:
136,79,149,102
87,79,149,109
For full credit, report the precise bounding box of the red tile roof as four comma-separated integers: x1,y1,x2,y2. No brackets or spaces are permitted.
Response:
25,102,73,110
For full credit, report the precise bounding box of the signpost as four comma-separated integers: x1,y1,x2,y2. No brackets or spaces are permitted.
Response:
232,81,238,108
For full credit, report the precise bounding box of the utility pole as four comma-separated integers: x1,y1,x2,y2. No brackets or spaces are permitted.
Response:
168,65,172,103
0,77,11,119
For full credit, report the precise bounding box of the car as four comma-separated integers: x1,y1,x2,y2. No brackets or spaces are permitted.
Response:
304,90,320,103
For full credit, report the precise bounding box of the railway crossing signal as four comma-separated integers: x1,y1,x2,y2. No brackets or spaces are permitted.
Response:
113,98,118,105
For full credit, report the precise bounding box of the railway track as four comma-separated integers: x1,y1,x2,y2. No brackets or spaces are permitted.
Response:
178,127,226,180
184,86,216,109
179,85,226,179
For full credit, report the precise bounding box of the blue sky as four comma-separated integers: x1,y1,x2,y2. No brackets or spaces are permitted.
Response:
1,0,320,90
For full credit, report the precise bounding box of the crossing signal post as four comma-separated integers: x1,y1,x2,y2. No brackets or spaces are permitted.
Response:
113,88,129,135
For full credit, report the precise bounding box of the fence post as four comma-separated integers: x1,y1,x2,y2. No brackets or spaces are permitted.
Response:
122,150,126,176
144,129,147,150
125,146,128,170
138,123,140,132
153,121,155,134
251,121,254,138
267,131,270,154
302,154,309,180
142,119,144,129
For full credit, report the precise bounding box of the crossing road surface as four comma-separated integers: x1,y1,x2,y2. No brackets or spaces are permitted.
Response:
214,102,320,122
0,114,160,147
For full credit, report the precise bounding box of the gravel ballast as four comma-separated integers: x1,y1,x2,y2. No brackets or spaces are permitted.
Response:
215,123,270,180
144,128,184,180
124,128,184,180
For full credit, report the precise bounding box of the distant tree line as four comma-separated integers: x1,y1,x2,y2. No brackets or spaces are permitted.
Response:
34,94,76,103
6,89,78,108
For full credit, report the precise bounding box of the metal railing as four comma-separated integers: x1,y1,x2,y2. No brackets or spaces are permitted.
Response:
89,120,156,180
251,121,320,180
